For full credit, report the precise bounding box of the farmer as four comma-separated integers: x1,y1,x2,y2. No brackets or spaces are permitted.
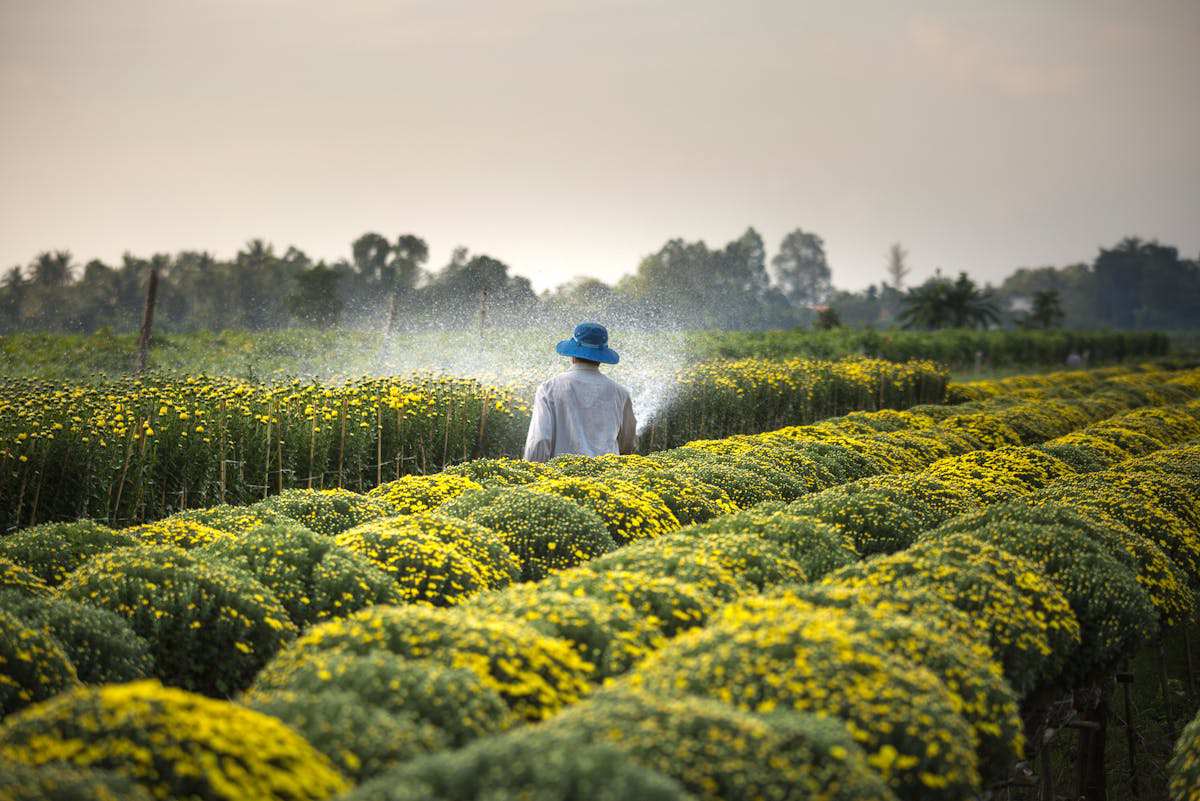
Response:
522,322,637,462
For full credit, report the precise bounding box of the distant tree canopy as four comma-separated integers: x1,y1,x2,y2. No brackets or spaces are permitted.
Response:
899,272,1000,330
1,231,1196,334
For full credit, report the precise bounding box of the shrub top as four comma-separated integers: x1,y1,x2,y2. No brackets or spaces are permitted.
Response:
0,520,134,586
0,680,348,801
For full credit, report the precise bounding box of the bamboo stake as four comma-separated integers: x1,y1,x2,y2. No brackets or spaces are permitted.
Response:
218,408,228,504
262,407,272,500
134,268,159,375
337,400,347,487
1118,664,1139,797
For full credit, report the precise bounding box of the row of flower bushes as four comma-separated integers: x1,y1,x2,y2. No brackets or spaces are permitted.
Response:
278,389,1200,801
1,357,950,532
1,366,1196,799
686,327,1173,369
1172,708,1200,801
638,356,948,449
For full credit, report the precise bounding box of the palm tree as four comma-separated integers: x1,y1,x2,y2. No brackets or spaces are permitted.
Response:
1025,289,1065,329
899,272,999,330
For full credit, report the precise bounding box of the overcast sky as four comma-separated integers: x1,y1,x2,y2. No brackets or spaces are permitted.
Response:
2,0,1197,292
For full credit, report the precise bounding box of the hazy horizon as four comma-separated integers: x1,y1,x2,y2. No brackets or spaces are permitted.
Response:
2,0,1197,293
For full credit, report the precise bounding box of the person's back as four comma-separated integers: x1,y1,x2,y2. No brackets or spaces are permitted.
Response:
523,323,637,462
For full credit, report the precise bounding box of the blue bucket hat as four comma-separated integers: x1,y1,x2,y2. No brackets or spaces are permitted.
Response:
556,322,619,365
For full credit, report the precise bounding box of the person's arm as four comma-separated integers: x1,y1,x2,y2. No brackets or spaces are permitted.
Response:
522,384,555,462
617,395,637,455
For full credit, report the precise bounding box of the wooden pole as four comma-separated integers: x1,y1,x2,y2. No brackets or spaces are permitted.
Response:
134,268,159,374
1118,664,1139,798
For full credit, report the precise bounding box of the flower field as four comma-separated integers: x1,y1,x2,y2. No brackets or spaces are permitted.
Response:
1,362,1199,799
0,357,946,531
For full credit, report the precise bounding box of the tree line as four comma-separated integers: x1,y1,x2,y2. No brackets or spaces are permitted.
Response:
1,229,1197,334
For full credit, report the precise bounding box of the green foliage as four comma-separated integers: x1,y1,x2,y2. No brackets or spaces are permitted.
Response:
245,690,445,783
0,680,348,801
470,585,661,679
0,558,50,598
922,519,1157,680
595,465,737,526
166,504,298,535
591,528,804,594
344,727,692,801
631,597,981,801
261,605,592,721
0,591,153,684
443,457,555,486
1,372,528,531
687,503,859,580
899,272,1000,330
830,534,1082,695
58,545,296,696
1169,706,1200,801
541,567,722,639
336,512,521,598
0,521,135,586
0,608,78,716
525,475,681,544
641,357,947,449
251,488,398,537
247,650,515,747
787,479,958,557
200,523,403,626
542,688,897,801
774,585,1023,778
0,760,155,801
440,487,615,581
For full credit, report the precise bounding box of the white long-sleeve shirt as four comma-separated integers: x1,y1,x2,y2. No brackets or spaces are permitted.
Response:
522,362,638,462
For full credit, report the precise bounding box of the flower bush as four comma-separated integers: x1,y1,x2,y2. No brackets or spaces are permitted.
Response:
1169,706,1200,801
261,605,592,720
0,608,77,716
201,523,403,626
252,488,398,536
651,457,782,508
337,512,520,597
541,567,723,638
591,528,805,594
584,540,750,601
542,687,898,801
0,557,50,597
165,504,296,535
0,760,154,801
247,649,515,747
0,680,348,801
1038,432,1129,472
124,518,237,550
688,503,858,580
595,466,737,525
0,520,135,586
773,585,1022,778
245,689,446,783
525,476,680,544
0,592,153,684
829,534,1081,695
366,472,483,514
925,518,1158,679
629,599,981,801
470,585,660,679
440,487,615,581
443,456,554,486
343,727,692,801
1037,475,1200,585
58,545,296,695
787,483,946,556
